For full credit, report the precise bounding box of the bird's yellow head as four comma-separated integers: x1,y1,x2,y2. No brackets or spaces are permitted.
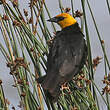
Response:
47,13,77,29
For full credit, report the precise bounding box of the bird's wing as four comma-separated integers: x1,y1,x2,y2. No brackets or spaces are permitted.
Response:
59,47,84,77
47,32,85,78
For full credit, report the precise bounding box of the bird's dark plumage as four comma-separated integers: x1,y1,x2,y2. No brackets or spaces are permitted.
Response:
37,17,87,102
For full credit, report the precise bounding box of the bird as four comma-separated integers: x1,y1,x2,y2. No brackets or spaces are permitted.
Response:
37,13,87,101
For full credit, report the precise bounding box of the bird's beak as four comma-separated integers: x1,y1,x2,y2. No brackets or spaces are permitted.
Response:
47,17,58,23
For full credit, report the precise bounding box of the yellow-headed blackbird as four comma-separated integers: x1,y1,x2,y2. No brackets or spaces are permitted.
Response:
37,13,87,101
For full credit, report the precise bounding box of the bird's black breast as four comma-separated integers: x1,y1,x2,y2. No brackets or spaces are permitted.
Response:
46,23,87,82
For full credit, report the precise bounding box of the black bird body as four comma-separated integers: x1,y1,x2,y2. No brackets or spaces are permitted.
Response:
37,13,87,101
38,23,87,100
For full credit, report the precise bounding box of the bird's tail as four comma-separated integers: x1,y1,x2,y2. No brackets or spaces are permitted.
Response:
37,75,61,102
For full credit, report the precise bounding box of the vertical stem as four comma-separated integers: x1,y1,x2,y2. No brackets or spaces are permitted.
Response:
0,85,7,109
81,0,96,100
59,0,63,13
104,45,110,110
44,3,56,32
105,0,110,15
71,0,74,16
0,16,15,61
30,0,34,32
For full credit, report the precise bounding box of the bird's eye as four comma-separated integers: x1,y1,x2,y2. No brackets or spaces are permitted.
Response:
57,16,65,21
